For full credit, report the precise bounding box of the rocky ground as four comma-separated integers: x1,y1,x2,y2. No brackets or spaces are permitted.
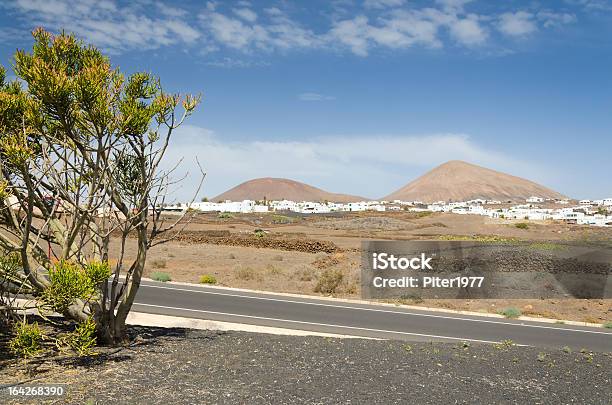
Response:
1,327,610,404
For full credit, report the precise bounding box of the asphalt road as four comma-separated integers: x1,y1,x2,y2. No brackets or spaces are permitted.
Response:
132,281,612,351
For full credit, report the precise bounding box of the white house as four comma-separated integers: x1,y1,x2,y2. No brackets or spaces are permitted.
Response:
526,196,544,203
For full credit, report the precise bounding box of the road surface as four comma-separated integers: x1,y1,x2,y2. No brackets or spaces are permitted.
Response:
132,281,612,351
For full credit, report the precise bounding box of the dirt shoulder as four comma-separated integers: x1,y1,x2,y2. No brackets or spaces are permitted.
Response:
2,327,610,404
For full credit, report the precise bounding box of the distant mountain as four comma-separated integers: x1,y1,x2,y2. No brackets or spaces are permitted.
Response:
213,178,366,203
383,160,566,203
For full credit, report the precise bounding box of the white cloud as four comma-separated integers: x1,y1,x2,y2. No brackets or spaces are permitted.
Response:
205,57,270,68
233,7,258,22
4,1,582,57
163,125,530,200
435,0,474,11
298,92,336,101
497,11,537,37
9,0,200,53
363,0,405,9
200,8,321,52
537,11,577,28
448,17,487,46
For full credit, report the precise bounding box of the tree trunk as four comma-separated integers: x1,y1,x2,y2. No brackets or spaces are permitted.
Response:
103,221,148,346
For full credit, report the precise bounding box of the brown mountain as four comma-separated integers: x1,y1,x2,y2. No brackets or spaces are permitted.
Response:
384,160,566,203
213,178,366,203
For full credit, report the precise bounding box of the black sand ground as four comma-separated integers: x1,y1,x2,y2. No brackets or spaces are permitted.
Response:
1,327,610,404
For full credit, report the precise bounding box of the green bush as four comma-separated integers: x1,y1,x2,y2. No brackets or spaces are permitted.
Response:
253,229,266,238
218,212,233,219
42,260,95,313
515,222,529,229
56,317,97,356
603,322,612,329
9,321,45,358
199,275,217,284
314,269,344,294
499,307,522,319
84,261,111,286
151,272,171,282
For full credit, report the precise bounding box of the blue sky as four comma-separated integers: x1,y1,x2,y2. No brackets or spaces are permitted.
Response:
1,0,611,200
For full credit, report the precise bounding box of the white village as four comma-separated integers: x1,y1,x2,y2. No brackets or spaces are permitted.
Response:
163,196,612,227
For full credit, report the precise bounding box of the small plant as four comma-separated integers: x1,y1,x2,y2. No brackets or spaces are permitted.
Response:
56,317,97,356
84,261,111,286
494,339,515,351
236,267,256,281
266,264,283,275
515,222,529,229
271,215,295,224
297,266,315,282
253,229,266,238
537,352,547,362
151,272,171,282
603,322,612,329
228,253,236,259
42,260,95,313
400,294,424,304
9,320,45,358
561,346,572,354
499,307,522,319
272,255,284,261
199,275,217,284
218,212,233,219
151,259,167,269
403,344,413,353
314,269,344,294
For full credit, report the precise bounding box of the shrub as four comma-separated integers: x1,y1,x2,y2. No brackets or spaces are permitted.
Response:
151,259,167,269
494,339,515,351
415,211,432,218
499,307,522,319
84,261,111,286
253,229,266,238
228,253,236,259
295,266,315,281
603,322,612,329
151,272,171,282
42,260,95,313
199,275,217,284
236,267,256,281
271,215,294,224
9,321,45,358
515,222,529,229
266,264,283,275
218,212,233,219
56,317,97,356
272,255,283,261
314,269,344,294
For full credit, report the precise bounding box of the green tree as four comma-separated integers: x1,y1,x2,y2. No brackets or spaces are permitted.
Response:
0,28,202,344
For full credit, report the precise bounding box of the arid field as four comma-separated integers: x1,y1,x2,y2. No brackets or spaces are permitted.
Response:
111,211,612,324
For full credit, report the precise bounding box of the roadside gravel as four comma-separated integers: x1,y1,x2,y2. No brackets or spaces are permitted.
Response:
2,327,610,404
